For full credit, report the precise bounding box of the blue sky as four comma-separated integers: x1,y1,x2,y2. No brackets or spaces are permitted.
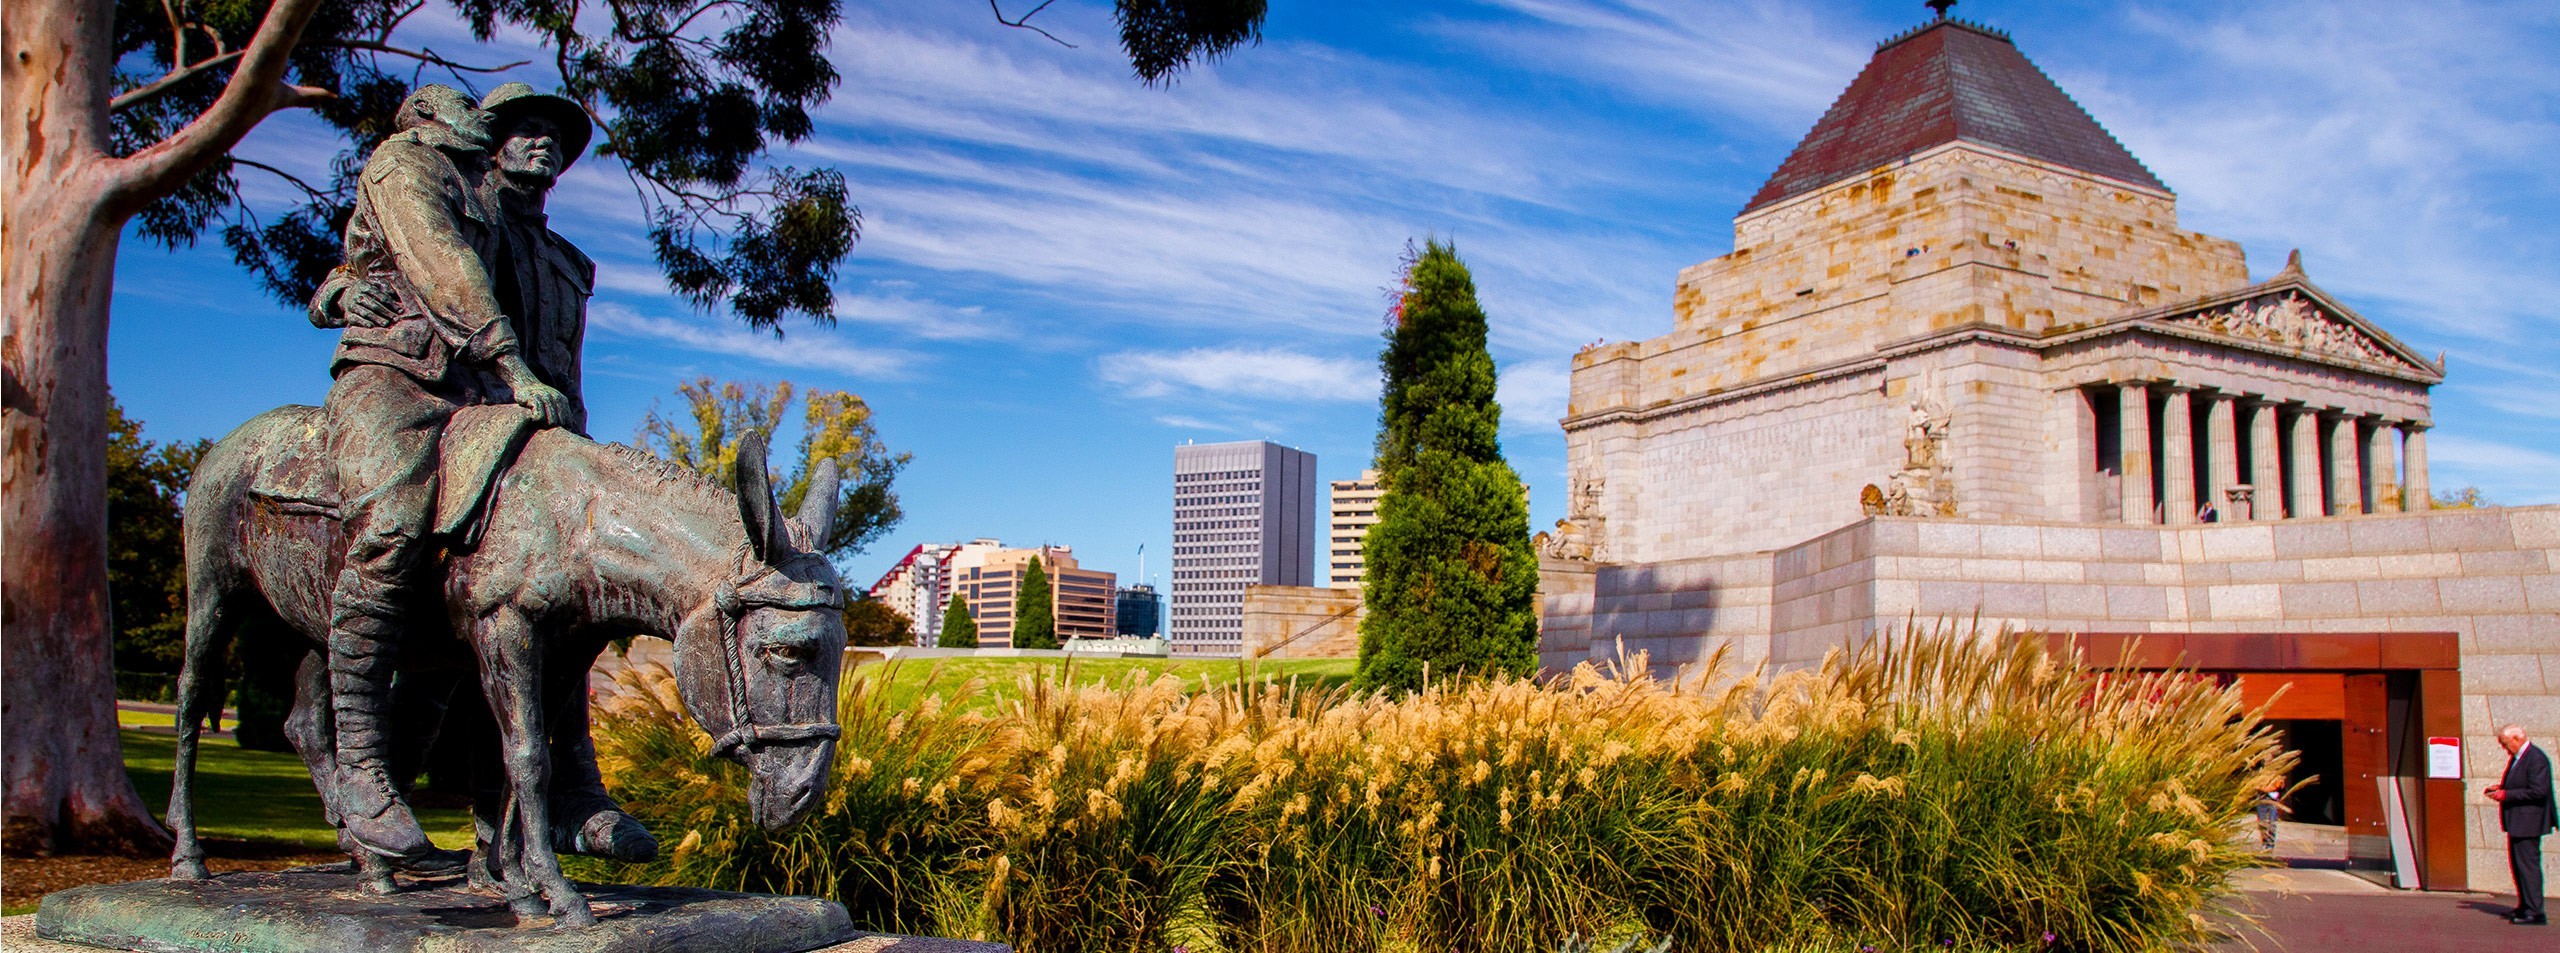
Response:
108,0,2560,594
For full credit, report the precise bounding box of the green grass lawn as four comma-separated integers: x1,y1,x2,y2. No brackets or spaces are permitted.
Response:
103,657,1349,855
849,655,1357,714
118,730,475,852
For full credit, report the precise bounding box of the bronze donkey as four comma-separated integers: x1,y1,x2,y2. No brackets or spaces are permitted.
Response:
167,408,848,927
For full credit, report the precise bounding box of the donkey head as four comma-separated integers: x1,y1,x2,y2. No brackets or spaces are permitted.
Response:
675,432,850,831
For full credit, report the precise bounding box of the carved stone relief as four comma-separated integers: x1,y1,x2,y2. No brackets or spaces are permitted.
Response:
1862,372,1956,518
2168,291,2402,368
1536,475,1610,562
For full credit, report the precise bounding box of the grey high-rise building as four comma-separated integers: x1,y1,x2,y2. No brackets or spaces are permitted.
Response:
1169,440,1317,657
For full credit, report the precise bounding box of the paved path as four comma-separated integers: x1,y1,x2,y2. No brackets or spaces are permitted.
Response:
2214,868,2551,952
115,699,234,738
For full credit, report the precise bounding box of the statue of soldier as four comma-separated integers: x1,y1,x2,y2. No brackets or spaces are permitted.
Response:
317,84,649,861
329,83,595,431
306,84,573,860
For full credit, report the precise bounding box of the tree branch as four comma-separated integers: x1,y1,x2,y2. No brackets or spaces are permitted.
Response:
990,0,1075,48
329,40,529,75
380,0,426,40
110,49,245,114
231,157,332,204
107,0,329,209
111,39,525,116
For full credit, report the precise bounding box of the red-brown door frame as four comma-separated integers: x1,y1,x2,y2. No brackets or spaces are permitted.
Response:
2044,631,2465,891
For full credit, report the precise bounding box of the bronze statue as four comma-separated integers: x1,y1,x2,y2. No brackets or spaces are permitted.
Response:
169,422,849,925
323,83,598,433
304,84,576,862
156,83,848,930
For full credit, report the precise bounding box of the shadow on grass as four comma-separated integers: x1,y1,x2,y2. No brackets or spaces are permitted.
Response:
118,729,474,852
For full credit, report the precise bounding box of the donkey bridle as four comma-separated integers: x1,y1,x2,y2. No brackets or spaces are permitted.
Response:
705,557,845,761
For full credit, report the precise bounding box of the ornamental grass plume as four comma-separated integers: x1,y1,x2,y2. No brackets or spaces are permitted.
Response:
582,622,2286,953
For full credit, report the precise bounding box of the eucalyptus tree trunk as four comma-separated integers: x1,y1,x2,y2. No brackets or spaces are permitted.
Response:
3,0,325,854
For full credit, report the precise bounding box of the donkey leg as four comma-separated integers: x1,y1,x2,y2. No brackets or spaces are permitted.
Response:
475,608,596,927
546,641,656,862
167,590,237,881
281,650,373,880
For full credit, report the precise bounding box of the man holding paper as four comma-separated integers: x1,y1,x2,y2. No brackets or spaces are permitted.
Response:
2488,724,2553,926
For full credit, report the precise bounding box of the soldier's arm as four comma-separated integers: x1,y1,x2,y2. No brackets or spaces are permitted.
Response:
309,270,353,328
308,268,403,329
363,147,520,363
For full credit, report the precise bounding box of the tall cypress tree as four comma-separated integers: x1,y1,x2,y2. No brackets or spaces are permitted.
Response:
1013,556,1060,650
940,592,979,649
1355,240,1540,693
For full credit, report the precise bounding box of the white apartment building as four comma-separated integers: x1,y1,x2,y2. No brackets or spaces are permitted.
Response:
1327,470,1383,589
866,541,968,645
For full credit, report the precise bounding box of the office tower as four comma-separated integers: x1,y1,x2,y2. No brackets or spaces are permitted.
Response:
946,543,1119,644
1169,440,1317,656
1114,584,1161,637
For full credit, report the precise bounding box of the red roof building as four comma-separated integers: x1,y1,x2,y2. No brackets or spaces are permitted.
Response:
1744,16,2165,214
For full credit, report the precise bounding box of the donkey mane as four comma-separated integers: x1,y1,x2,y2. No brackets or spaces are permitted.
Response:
595,440,738,511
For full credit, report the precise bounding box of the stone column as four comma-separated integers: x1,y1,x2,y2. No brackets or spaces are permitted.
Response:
2288,407,2324,518
2402,424,2431,512
2205,393,2240,522
2119,383,2154,524
2249,400,2284,519
2369,420,2401,513
2160,387,2197,524
2328,412,2363,516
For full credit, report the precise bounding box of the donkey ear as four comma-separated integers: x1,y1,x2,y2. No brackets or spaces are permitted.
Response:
733,432,789,563
793,457,841,552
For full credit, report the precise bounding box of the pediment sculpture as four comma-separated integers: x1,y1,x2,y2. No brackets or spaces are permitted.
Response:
2168,291,2403,369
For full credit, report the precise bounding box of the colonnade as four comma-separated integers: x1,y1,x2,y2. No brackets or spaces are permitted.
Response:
2111,382,2429,524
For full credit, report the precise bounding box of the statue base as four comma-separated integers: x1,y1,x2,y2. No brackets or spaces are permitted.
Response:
28,866,930,953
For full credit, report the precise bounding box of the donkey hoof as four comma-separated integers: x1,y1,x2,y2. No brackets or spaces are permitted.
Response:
361,872,400,896
170,859,210,881
507,893,547,920
571,811,658,863
552,896,598,928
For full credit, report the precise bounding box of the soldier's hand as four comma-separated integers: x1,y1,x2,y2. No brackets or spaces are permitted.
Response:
343,281,403,328
513,379,573,427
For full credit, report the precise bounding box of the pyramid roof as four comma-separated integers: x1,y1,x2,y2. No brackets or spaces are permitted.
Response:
1743,17,2167,214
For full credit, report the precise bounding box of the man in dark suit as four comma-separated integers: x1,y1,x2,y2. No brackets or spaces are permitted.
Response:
2488,724,2553,925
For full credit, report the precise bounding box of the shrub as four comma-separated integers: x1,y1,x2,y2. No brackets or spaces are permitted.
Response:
584,624,2285,953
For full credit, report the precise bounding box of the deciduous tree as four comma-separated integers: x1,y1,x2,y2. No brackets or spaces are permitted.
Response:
106,397,210,680
843,595,917,648
636,377,908,558
1013,556,1058,650
3,0,1266,850
1355,241,1539,694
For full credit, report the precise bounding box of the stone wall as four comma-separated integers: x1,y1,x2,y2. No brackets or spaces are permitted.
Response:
1239,585,1362,659
1540,504,2560,893
1535,559,1599,673
1568,144,2245,428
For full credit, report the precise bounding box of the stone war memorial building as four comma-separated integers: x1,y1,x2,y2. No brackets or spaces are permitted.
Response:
1536,13,2558,895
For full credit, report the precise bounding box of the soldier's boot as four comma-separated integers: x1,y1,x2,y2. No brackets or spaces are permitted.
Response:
328,569,432,859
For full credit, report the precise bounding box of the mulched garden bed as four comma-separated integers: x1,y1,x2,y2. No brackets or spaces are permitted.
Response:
1,838,344,910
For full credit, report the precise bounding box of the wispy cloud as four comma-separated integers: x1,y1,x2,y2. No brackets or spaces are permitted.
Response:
1496,359,1573,432
830,291,1008,341
1451,0,1872,130
589,303,918,378
2080,0,2560,343
2425,434,2560,505
1099,347,1376,402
